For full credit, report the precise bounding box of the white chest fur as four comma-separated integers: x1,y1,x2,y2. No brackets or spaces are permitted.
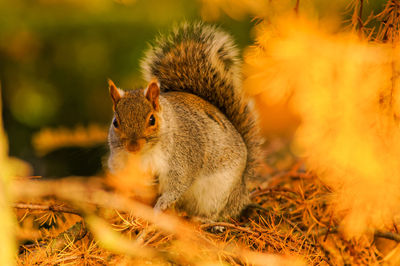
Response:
140,143,169,188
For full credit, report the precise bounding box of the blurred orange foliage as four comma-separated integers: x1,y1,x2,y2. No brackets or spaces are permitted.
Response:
245,14,400,237
32,124,108,156
106,154,157,205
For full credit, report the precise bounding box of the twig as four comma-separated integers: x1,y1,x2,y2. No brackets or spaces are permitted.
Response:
20,221,87,255
48,221,87,253
250,187,299,199
294,0,300,15
390,2,399,109
19,242,46,254
313,226,400,243
358,0,364,36
375,230,400,242
13,203,81,216
54,255,84,264
324,212,334,242
314,226,338,237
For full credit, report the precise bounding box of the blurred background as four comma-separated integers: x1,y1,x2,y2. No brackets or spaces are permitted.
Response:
0,0,387,178
0,0,255,177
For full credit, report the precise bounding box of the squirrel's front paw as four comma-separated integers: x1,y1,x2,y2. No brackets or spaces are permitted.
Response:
154,194,175,211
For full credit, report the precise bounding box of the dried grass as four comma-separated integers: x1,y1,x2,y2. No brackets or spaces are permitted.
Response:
12,146,400,265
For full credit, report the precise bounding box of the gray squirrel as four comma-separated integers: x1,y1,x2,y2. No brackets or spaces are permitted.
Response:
107,22,262,220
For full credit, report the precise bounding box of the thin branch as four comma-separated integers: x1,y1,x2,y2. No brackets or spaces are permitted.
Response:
348,0,368,38
294,0,300,16
375,1,400,111
13,203,81,216
313,226,400,243
375,230,400,242
20,221,87,255
357,0,364,36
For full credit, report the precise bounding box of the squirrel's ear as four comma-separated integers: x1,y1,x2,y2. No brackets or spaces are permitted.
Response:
144,79,160,111
108,79,124,111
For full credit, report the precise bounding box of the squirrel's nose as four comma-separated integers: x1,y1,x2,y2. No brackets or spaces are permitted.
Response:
125,138,145,153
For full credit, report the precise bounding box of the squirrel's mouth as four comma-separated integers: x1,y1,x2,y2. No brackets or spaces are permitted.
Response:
125,138,146,153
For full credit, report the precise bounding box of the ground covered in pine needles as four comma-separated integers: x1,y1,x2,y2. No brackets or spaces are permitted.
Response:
14,140,400,265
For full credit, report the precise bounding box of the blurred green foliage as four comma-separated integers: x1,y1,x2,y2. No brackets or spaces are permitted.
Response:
0,0,254,176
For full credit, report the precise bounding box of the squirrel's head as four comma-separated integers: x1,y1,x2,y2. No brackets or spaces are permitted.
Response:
108,79,160,153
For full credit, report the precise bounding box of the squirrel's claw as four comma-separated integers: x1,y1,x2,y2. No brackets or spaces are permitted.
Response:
154,194,175,211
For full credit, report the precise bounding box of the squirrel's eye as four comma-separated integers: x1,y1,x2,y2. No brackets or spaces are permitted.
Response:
149,114,156,126
113,118,119,128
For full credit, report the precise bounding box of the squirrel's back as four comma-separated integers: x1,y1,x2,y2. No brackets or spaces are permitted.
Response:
141,22,262,181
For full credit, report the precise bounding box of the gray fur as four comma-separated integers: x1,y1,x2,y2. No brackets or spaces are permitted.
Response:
108,23,262,220
155,92,249,219
141,22,263,186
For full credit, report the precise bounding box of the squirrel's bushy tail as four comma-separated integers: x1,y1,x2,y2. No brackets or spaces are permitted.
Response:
141,22,262,181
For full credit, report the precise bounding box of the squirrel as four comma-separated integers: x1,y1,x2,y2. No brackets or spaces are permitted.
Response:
107,22,262,220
